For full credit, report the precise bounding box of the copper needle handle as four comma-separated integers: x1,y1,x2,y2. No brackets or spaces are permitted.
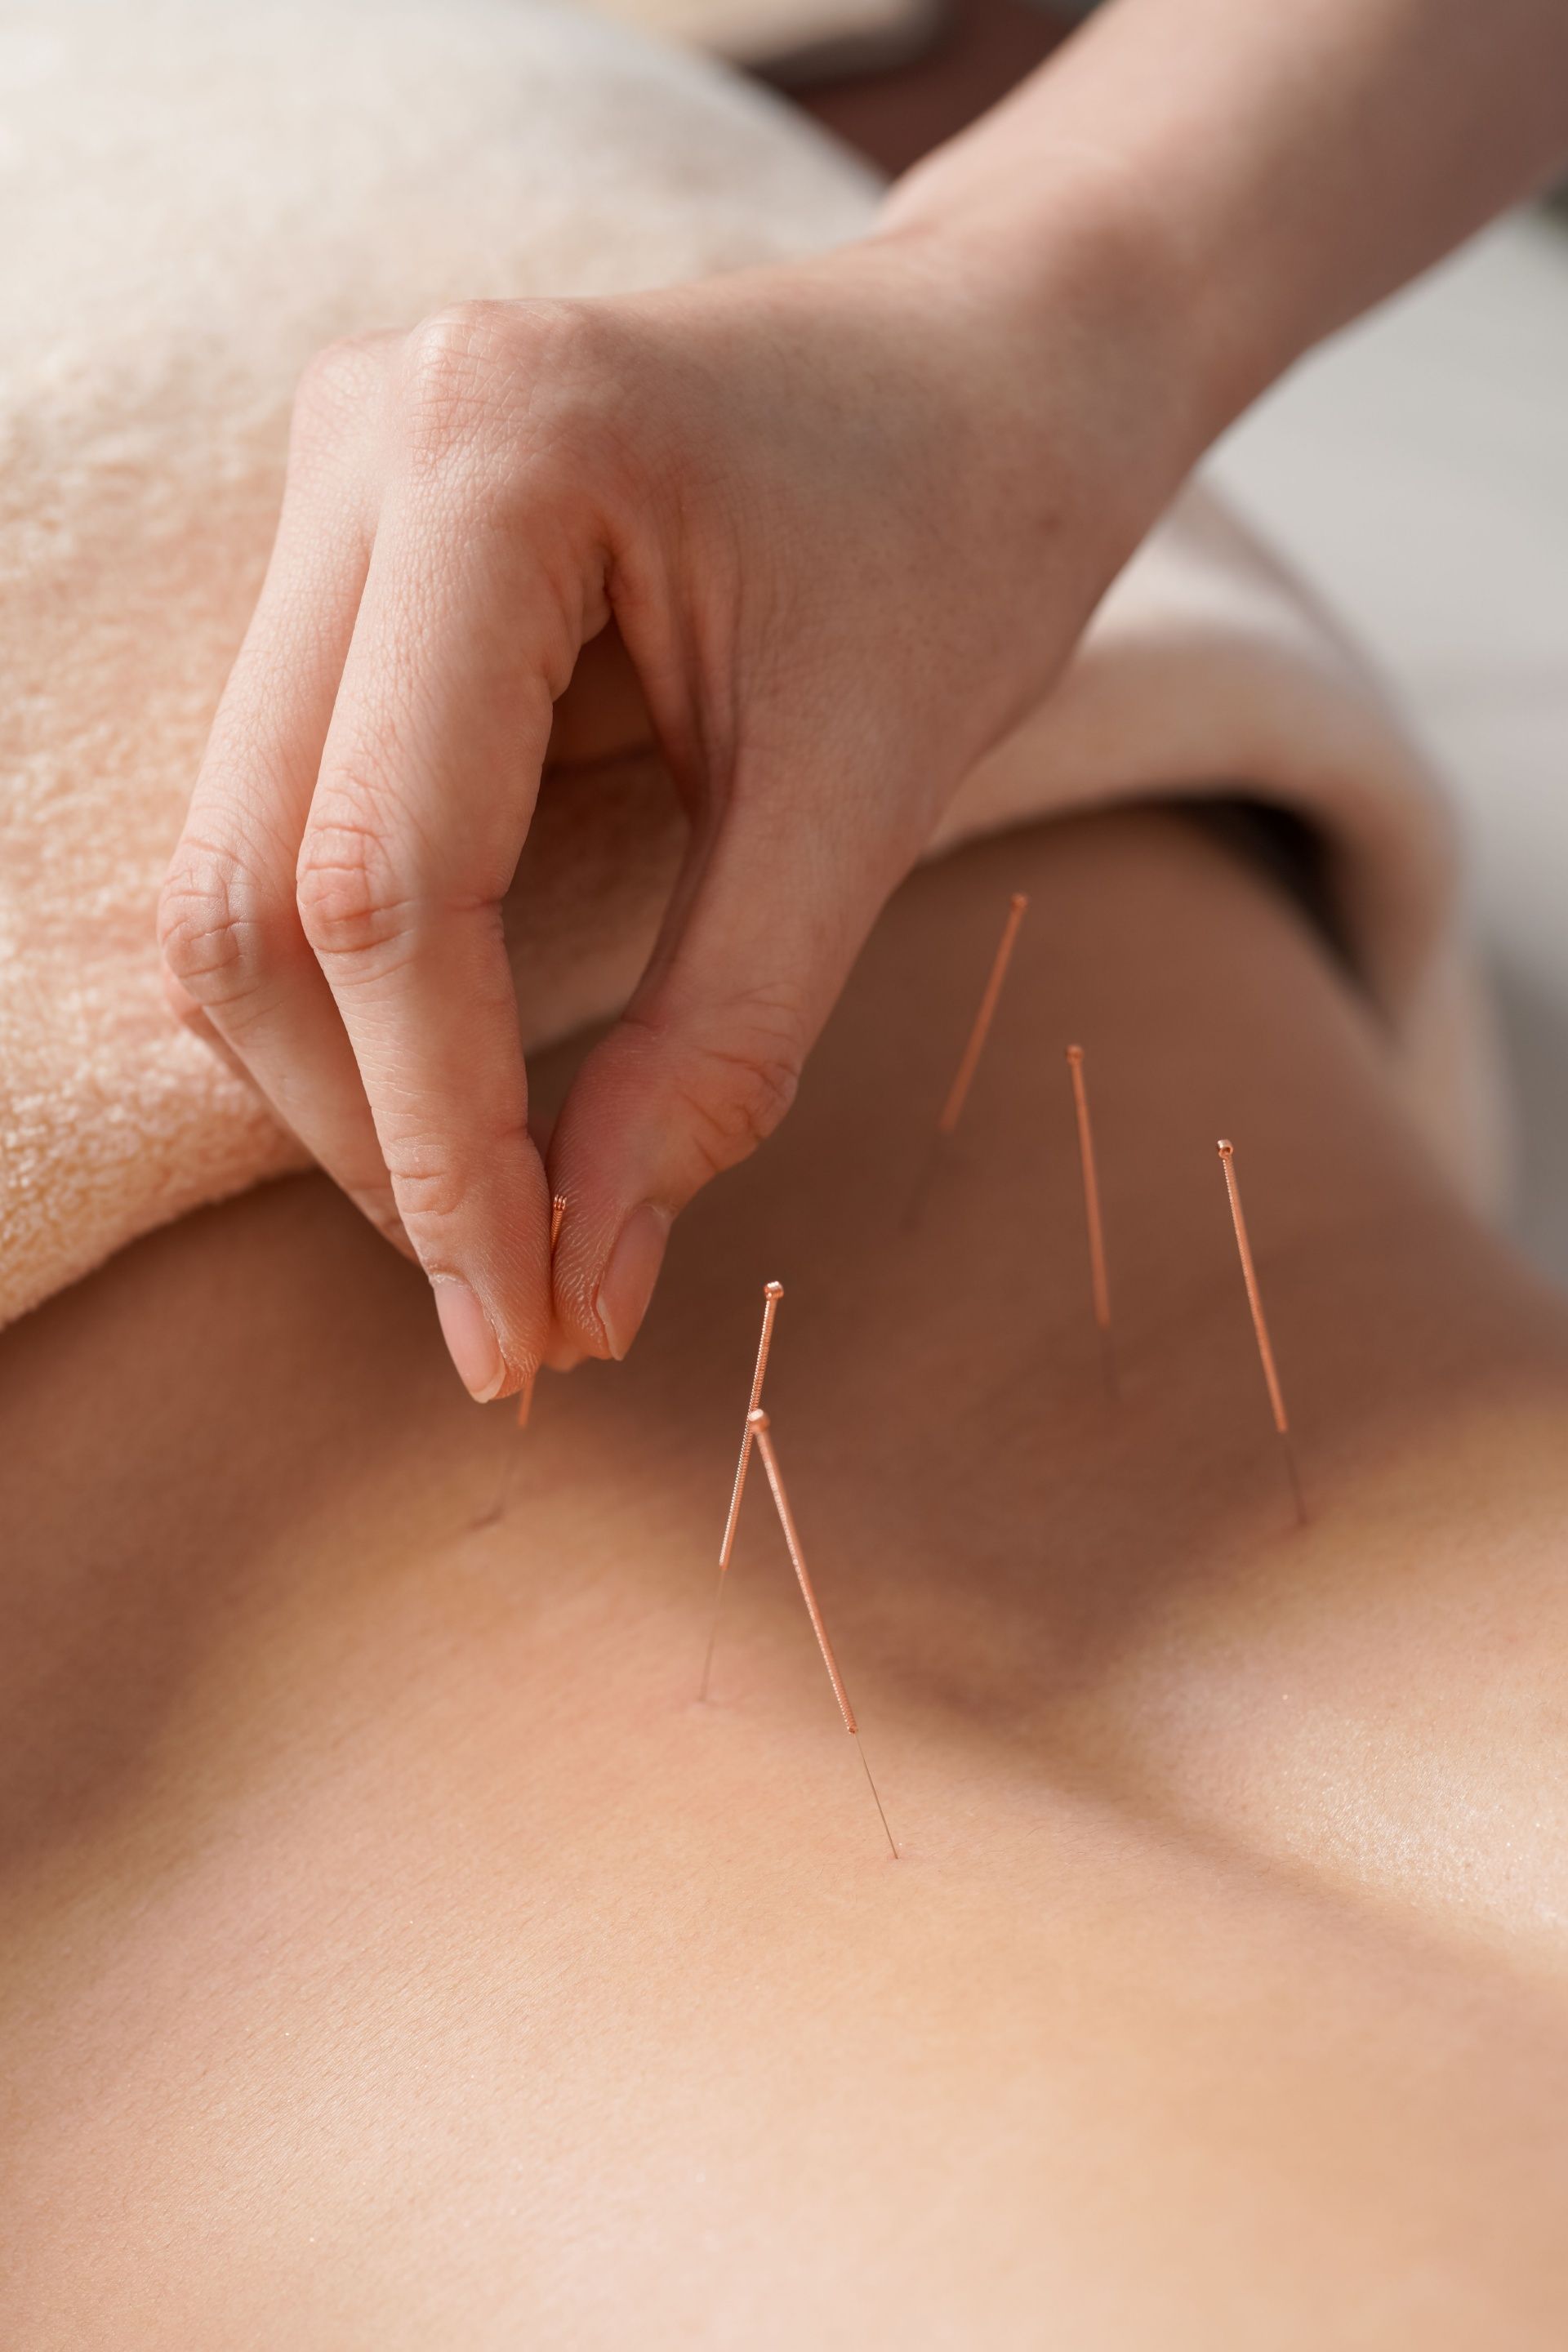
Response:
515,1192,570,1432
699,1281,784,1703
719,1281,784,1574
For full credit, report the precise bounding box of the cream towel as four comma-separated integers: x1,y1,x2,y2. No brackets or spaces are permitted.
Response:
586,0,941,82
0,0,1498,1334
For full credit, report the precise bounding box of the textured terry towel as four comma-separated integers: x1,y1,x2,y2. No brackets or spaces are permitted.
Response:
0,0,1499,1333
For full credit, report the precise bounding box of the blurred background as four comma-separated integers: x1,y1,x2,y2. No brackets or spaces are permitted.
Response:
1209,209,1568,1287
606,0,1568,1281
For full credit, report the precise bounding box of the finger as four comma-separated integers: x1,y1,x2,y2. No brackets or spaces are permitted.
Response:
546,791,915,1361
158,335,411,1250
161,968,254,1092
296,310,605,1395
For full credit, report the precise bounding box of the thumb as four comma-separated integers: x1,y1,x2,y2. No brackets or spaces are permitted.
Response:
544,812,899,1361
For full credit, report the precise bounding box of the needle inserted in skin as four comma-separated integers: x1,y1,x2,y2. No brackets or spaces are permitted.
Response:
478,1192,568,1527
1066,1045,1117,1402
1217,1141,1307,1526
698,1281,783,1701
906,891,1028,1225
749,1410,898,1860
939,891,1029,1137
515,1193,569,1434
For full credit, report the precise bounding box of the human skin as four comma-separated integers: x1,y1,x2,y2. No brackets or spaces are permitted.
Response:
14,809,1568,2345
158,0,1568,1404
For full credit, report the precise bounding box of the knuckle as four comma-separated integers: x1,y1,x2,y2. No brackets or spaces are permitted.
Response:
497,296,604,383
292,333,389,439
397,302,519,452
381,1147,470,1237
158,839,283,1010
645,995,806,1183
394,298,612,477
295,796,418,971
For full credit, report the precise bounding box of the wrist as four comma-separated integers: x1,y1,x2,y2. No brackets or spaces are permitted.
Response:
871,88,1280,481
862,148,1220,577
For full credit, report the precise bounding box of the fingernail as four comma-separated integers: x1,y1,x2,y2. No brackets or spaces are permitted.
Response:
595,1203,671,1360
433,1278,506,1401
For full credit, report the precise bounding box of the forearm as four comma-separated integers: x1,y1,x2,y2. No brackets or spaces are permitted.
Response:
879,0,1568,442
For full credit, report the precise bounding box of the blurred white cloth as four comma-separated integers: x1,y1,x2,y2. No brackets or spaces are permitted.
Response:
0,0,1497,1331
1208,212,1568,1283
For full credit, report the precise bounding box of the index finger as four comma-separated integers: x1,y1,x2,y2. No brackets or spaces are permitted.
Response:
296,326,604,1396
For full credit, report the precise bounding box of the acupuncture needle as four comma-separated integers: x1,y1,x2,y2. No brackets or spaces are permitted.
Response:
514,1192,568,1434
748,1410,898,1860
697,1280,783,1701
905,890,1028,1226
1217,1141,1307,1526
477,1192,568,1527
1065,1044,1118,1402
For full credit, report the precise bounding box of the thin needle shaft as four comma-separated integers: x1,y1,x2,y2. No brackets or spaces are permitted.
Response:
940,892,1030,1138
906,891,1028,1227
698,1281,784,1701
751,1411,898,1860
1217,1141,1307,1526
479,1192,568,1526
1066,1045,1117,1402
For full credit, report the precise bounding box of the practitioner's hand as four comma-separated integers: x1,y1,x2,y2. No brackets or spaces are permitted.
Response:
159,228,1183,1399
